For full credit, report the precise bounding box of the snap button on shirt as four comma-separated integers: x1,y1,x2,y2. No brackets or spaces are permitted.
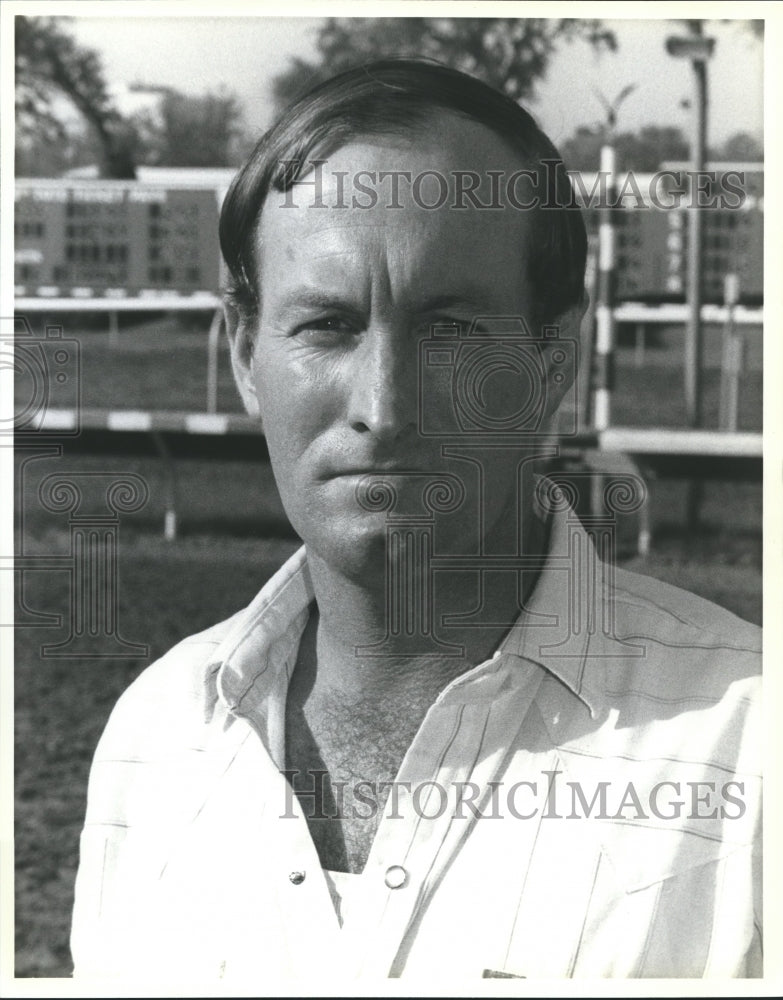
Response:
384,865,408,889
289,870,306,885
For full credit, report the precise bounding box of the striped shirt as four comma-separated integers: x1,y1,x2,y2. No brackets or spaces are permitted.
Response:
71,505,762,981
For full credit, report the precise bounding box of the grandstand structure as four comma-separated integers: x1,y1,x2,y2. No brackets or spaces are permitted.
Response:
14,164,763,304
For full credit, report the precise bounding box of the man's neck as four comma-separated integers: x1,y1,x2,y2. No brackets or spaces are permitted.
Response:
301,499,551,701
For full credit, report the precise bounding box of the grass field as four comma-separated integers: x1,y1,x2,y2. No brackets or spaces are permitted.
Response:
13,314,763,977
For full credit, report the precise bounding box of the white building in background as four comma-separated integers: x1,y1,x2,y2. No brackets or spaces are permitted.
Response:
64,165,237,188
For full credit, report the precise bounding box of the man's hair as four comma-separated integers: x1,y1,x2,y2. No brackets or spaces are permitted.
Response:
219,58,587,326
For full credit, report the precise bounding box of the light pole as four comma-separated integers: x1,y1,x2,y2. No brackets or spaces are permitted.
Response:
665,26,715,428
592,85,636,431
665,24,715,528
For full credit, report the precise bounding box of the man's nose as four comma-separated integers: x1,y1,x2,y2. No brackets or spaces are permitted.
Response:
347,328,418,441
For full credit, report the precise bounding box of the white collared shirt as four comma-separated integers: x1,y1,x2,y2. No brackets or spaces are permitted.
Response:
71,506,762,982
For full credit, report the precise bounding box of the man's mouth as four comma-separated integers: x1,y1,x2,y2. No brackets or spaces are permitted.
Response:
324,464,428,479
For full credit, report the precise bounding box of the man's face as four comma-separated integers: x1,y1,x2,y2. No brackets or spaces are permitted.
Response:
231,117,575,577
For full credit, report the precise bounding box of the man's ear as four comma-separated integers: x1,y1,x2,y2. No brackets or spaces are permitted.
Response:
541,290,590,416
224,301,261,419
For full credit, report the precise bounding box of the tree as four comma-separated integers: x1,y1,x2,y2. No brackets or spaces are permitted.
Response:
618,126,691,171
273,17,616,112
558,126,605,172
15,15,137,178
560,124,690,172
711,131,763,162
132,88,247,167
15,126,104,178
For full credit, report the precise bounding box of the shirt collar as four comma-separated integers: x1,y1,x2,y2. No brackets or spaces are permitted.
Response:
209,498,625,729
497,501,603,717
212,547,312,763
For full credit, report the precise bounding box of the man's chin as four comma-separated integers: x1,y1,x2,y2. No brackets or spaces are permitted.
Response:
301,517,392,582
285,475,482,577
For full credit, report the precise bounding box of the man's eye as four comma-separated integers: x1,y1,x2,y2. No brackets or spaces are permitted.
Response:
293,318,357,345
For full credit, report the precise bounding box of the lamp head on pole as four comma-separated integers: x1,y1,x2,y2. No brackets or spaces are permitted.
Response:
665,35,716,62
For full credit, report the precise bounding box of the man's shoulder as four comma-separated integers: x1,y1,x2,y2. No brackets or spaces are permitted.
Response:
93,608,249,762
612,563,761,657
129,610,242,697
93,546,309,764
602,565,761,718
557,566,763,841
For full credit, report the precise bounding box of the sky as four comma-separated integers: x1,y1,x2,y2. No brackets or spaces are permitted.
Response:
62,11,764,149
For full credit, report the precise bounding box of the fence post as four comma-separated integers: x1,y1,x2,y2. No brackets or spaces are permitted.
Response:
634,322,646,369
206,307,223,414
151,431,178,541
108,309,119,349
719,273,742,432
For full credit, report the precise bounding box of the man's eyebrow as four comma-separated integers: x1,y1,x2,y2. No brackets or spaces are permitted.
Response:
272,289,359,312
270,288,502,315
415,292,496,314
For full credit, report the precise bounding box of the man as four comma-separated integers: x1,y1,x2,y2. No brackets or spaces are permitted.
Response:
71,61,761,981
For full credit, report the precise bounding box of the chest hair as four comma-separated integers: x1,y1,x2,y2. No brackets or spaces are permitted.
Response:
286,681,433,872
